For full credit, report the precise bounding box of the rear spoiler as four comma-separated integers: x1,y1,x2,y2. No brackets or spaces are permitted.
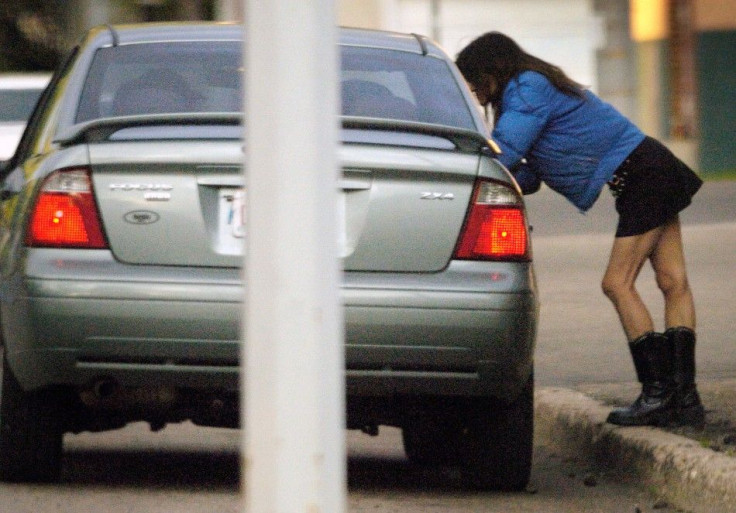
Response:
54,113,242,146
54,113,501,156
341,117,501,155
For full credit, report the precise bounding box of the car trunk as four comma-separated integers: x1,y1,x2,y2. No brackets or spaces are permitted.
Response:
89,138,479,272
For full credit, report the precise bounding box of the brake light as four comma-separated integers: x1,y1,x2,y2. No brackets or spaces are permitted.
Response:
26,168,107,248
454,179,529,260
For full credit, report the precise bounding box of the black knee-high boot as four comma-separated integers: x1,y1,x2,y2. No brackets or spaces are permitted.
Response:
607,332,676,426
666,326,705,427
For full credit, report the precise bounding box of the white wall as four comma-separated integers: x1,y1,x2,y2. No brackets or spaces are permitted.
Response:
384,0,605,92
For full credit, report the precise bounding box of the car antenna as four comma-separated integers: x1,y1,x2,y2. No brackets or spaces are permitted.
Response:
411,33,428,56
105,24,120,47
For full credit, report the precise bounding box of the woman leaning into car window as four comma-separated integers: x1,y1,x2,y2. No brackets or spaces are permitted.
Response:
456,32,704,428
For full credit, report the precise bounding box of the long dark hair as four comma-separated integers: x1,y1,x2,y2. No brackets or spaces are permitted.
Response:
456,32,585,113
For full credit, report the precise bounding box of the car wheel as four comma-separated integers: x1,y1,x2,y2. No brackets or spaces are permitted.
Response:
458,373,534,491
0,354,65,483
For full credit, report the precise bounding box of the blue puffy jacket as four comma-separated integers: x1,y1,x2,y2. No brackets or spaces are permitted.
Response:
493,71,645,211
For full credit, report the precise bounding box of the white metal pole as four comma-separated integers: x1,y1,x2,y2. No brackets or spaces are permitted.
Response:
242,1,345,513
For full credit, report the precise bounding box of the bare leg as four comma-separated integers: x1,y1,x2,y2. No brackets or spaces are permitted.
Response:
601,224,666,341
649,216,696,330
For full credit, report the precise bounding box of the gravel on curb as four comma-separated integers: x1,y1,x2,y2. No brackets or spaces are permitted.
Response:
535,387,736,513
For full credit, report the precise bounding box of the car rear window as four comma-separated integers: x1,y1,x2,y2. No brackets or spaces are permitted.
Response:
76,41,475,130
76,41,242,122
340,46,475,129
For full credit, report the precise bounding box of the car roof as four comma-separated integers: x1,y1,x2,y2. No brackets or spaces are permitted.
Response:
83,23,445,58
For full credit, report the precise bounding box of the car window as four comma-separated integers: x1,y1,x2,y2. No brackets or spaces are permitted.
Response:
340,47,475,130
76,41,475,131
76,41,243,122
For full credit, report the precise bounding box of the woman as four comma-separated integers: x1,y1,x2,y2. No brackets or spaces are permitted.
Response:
456,32,704,427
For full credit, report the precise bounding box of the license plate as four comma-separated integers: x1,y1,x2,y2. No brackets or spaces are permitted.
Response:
219,188,245,253
218,187,350,257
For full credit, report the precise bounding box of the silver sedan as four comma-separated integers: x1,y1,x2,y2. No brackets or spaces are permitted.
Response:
0,23,537,488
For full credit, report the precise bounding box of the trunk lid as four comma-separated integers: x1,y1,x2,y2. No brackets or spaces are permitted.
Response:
89,128,482,272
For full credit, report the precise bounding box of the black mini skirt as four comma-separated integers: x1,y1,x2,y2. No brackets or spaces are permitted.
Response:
610,136,703,237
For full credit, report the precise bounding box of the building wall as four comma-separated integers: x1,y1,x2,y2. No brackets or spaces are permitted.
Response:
696,30,736,174
338,0,385,28
593,0,637,123
694,0,736,174
388,0,605,93
695,0,736,30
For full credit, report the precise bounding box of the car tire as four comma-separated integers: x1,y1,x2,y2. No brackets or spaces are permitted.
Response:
459,372,534,491
401,372,534,491
0,354,65,483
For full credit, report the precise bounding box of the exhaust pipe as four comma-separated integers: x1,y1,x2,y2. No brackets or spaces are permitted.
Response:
79,377,121,407
92,378,119,399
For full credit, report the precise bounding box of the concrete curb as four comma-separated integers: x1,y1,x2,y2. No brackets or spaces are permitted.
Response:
535,388,736,513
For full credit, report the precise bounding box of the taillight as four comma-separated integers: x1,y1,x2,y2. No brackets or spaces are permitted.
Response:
26,168,108,248
454,179,529,260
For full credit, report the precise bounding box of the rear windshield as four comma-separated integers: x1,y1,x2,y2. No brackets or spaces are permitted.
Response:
76,41,475,130
340,47,474,129
76,41,242,122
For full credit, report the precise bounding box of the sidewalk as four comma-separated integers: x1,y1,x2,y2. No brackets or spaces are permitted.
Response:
535,380,736,513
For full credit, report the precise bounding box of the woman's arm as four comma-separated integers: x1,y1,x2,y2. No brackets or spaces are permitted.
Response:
509,160,541,195
491,72,553,178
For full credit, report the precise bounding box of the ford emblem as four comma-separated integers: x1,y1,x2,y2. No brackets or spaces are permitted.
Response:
123,210,160,225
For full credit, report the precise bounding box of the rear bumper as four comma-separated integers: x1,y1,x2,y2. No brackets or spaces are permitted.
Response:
1,249,537,401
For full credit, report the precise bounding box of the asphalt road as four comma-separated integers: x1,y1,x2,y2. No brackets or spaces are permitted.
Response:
525,180,736,387
0,423,667,513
